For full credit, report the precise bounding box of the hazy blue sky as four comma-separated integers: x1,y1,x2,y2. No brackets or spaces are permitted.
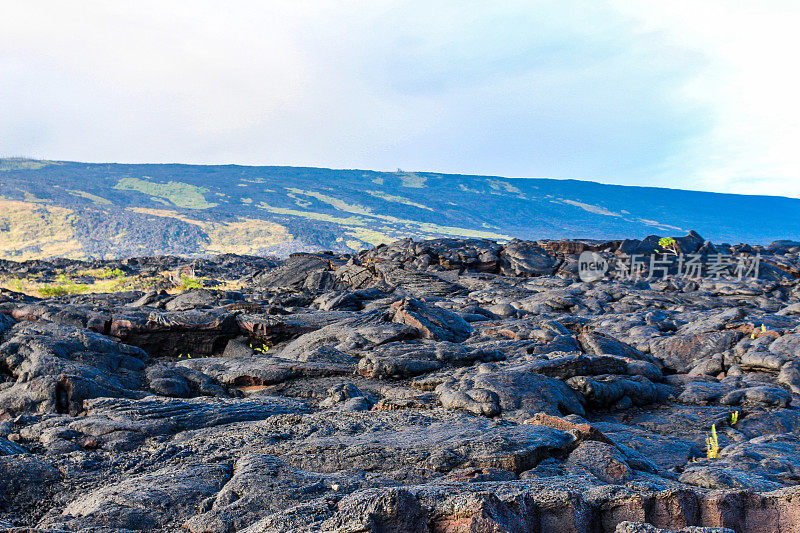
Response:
1,1,799,197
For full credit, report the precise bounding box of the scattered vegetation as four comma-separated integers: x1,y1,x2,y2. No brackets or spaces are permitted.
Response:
286,188,376,217
487,179,522,194
257,201,367,226
0,201,83,260
76,267,126,279
706,424,721,459
752,323,768,339
37,276,90,297
203,218,290,255
659,236,678,254
0,158,57,171
250,342,272,354
114,178,218,209
397,171,427,188
178,274,204,290
0,269,165,297
65,189,112,205
365,190,433,211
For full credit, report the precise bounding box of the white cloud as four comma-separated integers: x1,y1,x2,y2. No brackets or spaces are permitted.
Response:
0,1,798,198
609,0,800,197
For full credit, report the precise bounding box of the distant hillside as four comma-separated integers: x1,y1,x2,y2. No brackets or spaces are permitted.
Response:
1,158,799,260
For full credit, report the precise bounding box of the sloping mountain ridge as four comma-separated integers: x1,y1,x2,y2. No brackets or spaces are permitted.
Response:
1,157,799,259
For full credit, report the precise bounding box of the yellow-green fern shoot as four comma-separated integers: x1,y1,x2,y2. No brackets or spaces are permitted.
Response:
752,324,767,340
251,342,271,354
706,424,720,459
731,411,739,426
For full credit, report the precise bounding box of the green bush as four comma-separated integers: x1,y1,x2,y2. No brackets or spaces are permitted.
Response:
659,236,678,254
98,267,126,279
179,274,203,290
38,281,89,297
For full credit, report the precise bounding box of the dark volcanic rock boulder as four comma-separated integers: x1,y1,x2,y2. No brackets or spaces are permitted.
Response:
0,321,148,414
363,238,502,273
0,313,14,339
566,440,633,483
163,288,220,311
425,238,503,272
673,230,706,254
81,394,308,434
650,331,743,372
4,302,112,334
110,309,239,357
374,262,463,298
184,454,367,533
358,341,503,379
566,375,671,409
236,313,317,344
433,368,586,419
313,488,428,533
473,369,586,419
769,333,800,359
175,356,354,387
391,298,472,342
579,331,658,365
252,254,339,291
277,319,416,362
500,240,559,276
44,463,232,531
720,385,792,408
518,353,629,380
0,455,62,513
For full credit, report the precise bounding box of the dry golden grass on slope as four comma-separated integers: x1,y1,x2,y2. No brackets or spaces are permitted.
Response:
0,201,84,260
127,208,292,254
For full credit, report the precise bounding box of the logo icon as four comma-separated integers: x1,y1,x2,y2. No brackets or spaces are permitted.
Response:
578,251,608,282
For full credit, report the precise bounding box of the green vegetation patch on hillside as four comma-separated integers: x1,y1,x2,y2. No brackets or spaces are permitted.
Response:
0,158,59,171
397,172,427,188
286,188,375,216
65,189,113,205
114,178,218,209
487,179,522,194
366,190,433,211
257,202,366,226
412,222,511,240
559,199,622,217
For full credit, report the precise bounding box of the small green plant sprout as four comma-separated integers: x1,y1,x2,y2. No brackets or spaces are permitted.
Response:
730,411,739,426
177,353,193,359
658,236,678,254
706,424,721,459
751,324,768,340
250,342,272,354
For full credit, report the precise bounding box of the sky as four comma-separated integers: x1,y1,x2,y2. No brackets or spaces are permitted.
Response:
1,1,799,198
